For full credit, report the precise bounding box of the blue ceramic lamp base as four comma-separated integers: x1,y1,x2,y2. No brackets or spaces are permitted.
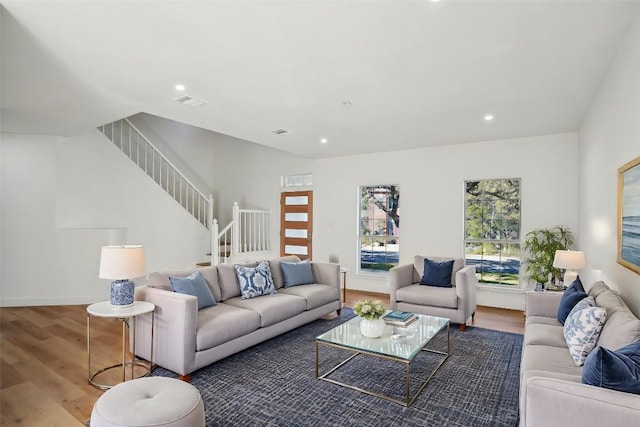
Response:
110,279,135,307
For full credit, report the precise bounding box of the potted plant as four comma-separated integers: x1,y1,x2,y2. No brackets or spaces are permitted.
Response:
522,226,574,287
353,300,387,338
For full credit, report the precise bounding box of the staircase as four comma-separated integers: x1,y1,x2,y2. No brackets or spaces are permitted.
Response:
98,118,271,265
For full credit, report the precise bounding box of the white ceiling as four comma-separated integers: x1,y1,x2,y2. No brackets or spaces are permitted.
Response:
2,1,639,158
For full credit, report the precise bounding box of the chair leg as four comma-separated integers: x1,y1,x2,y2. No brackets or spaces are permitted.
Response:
179,374,191,382
471,311,476,321
459,323,466,332
336,309,342,316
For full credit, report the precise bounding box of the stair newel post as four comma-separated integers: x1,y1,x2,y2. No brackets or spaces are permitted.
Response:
212,219,219,266
210,196,215,265
232,202,240,258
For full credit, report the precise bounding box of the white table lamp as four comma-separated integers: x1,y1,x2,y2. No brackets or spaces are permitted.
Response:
553,250,586,287
99,245,145,307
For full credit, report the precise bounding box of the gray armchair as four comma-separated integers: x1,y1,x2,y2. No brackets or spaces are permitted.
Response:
389,256,477,331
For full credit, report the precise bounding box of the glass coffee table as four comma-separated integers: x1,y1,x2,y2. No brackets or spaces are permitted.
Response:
315,313,449,407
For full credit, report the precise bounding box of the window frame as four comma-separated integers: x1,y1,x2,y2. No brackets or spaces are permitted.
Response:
464,178,521,286
357,185,400,275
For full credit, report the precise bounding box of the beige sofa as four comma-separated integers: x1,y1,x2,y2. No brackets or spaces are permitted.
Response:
133,256,341,379
521,281,640,427
389,256,477,331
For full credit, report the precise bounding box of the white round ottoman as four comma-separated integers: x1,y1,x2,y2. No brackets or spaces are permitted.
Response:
91,377,205,427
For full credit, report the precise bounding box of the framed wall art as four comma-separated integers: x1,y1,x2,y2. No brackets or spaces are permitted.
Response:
618,155,640,274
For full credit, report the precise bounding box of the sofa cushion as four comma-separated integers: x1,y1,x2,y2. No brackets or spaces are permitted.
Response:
269,256,300,289
557,282,587,325
218,264,242,301
524,324,567,348
520,345,583,377
150,267,222,302
224,294,306,327
169,271,216,310
594,288,640,351
582,341,640,394
419,258,454,287
235,262,277,299
587,280,610,299
395,284,457,309
563,302,607,366
413,256,464,285
279,284,339,310
280,259,316,288
196,303,261,351
525,316,562,327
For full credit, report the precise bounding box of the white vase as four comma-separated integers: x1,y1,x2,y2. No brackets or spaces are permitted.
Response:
360,317,386,338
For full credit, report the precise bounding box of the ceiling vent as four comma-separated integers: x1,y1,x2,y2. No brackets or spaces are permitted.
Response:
174,95,208,108
272,129,292,135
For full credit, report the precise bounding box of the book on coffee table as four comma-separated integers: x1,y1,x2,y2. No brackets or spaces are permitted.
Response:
383,311,418,327
383,310,413,321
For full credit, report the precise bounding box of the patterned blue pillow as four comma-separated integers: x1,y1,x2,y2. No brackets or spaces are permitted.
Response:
582,341,640,394
563,299,607,366
234,261,277,299
169,271,216,310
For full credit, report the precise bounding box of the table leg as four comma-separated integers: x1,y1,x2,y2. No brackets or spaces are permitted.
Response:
122,319,126,382
131,316,136,380
87,314,91,384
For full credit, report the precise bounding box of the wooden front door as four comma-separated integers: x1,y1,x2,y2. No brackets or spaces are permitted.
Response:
280,191,313,260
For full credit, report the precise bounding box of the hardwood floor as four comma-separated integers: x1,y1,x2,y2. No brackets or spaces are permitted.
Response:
0,293,524,426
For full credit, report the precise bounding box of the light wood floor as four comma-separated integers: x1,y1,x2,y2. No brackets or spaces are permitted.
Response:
0,291,524,426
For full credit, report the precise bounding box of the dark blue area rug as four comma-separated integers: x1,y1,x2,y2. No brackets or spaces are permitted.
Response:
151,309,522,427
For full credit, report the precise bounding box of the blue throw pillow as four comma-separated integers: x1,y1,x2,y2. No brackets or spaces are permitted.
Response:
582,341,640,394
570,275,585,293
420,258,454,287
235,261,277,299
280,259,316,288
169,271,216,310
557,281,588,325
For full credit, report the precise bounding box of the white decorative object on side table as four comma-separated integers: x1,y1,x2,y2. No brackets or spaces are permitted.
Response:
87,300,155,389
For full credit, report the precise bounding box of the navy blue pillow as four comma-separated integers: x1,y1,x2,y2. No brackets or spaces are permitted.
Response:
420,258,454,287
571,275,585,293
582,342,640,394
557,281,587,325
170,271,216,310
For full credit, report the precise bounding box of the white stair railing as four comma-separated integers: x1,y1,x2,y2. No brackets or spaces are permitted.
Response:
211,202,271,266
98,118,213,229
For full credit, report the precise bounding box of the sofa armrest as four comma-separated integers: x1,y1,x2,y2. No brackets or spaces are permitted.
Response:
311,261,340,294
134,286,198,376
526,377,640,427
389,264,415,307
454,266,477,320
525,291,564,318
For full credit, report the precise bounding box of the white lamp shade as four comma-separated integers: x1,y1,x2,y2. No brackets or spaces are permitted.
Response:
99,245,146,280
553,250,586,270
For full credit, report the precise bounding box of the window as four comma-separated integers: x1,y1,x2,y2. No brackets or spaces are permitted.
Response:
358,185,400,274
464,179,521,285
281,173,312,187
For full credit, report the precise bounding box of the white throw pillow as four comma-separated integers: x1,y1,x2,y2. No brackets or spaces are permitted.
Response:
563,299,607,366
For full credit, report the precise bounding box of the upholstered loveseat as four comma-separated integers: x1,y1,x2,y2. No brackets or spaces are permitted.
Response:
521,281,640,427
389,256,477,331
133,256,341,379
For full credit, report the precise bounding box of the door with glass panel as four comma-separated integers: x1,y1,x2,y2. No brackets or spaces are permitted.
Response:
280,191,313,260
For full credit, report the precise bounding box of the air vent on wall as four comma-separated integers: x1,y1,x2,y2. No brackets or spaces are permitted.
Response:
272,129,292,135
174,95,208,108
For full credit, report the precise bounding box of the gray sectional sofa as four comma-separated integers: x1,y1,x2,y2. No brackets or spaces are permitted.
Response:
521,281,640,427
133,256,341,378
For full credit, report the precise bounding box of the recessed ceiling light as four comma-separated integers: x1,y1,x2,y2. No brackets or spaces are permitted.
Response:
484,114,494,121
320,138,328,144
342,101,352,107
175,84,186,91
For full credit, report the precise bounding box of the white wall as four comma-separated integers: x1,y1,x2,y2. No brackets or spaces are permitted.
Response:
0,130,209,306
578,14,640,315
311,133,578,309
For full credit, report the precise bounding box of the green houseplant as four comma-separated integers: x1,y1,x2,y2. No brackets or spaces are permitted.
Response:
522,226,574,285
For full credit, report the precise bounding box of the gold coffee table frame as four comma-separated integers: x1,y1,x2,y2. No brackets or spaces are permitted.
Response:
315,314,450,407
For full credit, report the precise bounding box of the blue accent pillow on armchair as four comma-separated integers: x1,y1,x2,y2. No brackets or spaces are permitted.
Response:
280,259,316,288
557,280,587,325
169,270,216,310
419,258,454,287
582,341,640,394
